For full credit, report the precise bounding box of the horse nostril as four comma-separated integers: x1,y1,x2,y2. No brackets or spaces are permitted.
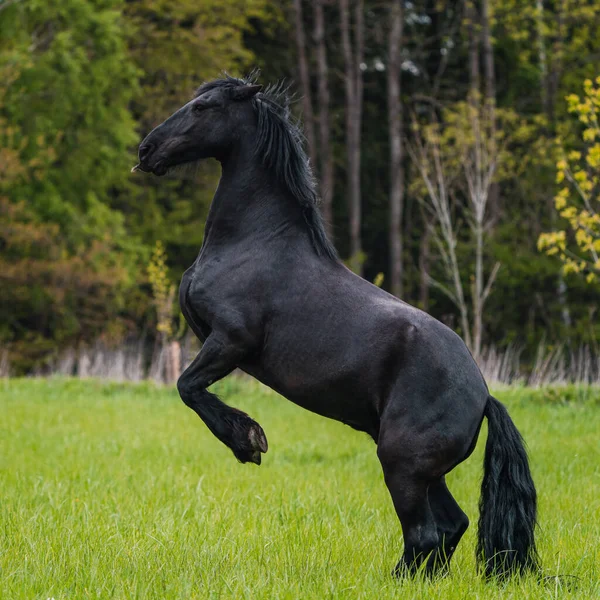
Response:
139,143,154,161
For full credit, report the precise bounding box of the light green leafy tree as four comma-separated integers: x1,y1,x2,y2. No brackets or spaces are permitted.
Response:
538,77,600,283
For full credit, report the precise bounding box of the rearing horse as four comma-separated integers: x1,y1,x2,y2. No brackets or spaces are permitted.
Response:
133,74,538,579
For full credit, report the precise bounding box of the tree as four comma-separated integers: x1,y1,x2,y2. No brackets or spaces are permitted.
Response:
480,0,499,217
1,0,139,238
147,241,183,382
538,77,600,282
0,1,148,371
313,0,335,237
292,0,317,169
387,0,405,298
409,101,507,360
339,0,365,274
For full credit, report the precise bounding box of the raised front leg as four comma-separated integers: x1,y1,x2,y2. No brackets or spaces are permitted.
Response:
177,332,268,464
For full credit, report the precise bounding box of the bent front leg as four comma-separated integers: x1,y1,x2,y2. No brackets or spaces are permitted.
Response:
177,332,268,464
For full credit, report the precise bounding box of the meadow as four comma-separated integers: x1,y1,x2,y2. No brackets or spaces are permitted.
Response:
0,378,598,599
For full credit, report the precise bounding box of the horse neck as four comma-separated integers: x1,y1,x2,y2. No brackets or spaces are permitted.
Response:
203,141,307,248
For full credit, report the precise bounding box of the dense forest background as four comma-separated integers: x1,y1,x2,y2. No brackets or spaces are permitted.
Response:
1,0,600,375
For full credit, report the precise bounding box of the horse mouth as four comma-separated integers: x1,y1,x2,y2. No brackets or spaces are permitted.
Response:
131,161,168,177
152,160,168,176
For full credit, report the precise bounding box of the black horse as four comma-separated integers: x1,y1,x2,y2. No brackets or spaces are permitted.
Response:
132,74,538,579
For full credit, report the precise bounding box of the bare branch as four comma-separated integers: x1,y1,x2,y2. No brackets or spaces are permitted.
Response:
481,261,501,305
425,273,460,308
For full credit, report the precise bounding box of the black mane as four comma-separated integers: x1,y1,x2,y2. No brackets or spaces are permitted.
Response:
195,74,338,261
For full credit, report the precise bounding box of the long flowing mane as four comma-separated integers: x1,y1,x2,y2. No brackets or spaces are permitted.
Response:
195,74,338,261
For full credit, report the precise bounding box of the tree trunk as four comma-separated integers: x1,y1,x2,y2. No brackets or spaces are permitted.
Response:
354,0,364,271
547,0,565,129
466,0,480,101
480,0,495,113
466,0,487,360
165,340,181,383
292,0,317,169
472,220,484,361
551,2,570,329
535,0,549,117
387,0,404,297
481,0,498,218
340,0,364,274
419,224,431,311
541,0,571,328
313,0,334,238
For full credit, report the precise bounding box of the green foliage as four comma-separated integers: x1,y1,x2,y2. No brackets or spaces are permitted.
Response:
373,272,384,287
539,77,600,282
147,240,176,339
496,0,600,115
0,198,144,372
0,0,276,370
125,0,265,129
0,33,145,372
1,0,139,236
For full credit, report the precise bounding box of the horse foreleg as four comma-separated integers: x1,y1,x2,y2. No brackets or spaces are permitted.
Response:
177,332,268,464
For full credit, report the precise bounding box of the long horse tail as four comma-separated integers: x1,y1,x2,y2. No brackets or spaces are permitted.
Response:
476,395,539,578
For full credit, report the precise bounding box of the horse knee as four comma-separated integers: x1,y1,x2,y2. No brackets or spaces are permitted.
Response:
177,375,194,406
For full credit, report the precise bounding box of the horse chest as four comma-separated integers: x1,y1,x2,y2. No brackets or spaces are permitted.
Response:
181,257,258,329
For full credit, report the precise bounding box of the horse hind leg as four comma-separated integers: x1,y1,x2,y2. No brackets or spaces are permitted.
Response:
425,477,469,574
377,412,475,578
424,407,483,573
377,434,440,576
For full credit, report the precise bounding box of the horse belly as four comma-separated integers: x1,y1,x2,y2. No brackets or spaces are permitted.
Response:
240,353,381,439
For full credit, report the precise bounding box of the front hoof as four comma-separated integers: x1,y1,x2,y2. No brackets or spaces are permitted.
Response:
230,417,268,465
247,449,262,465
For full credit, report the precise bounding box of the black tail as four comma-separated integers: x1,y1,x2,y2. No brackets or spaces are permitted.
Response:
476,396,539,578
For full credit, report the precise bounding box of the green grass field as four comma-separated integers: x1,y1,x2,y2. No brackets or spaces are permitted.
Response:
1,378,598,599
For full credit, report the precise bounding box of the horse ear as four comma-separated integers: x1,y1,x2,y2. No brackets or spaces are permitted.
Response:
232,84,262,101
